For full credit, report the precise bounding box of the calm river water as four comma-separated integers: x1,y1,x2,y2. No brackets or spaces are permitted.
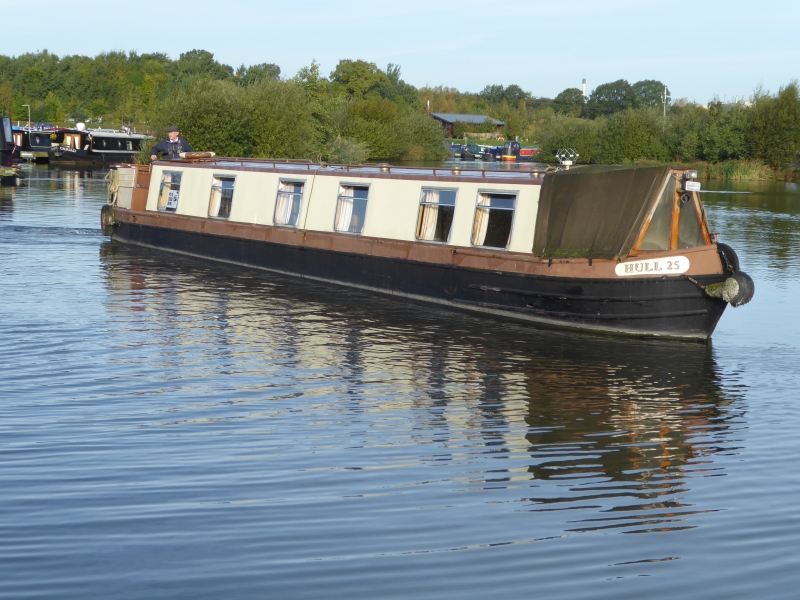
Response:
1,165,799,599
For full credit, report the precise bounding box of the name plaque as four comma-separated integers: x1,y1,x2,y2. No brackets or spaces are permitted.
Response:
615,256,689,277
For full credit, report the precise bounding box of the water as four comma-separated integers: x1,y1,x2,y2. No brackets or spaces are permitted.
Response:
1,166,799,599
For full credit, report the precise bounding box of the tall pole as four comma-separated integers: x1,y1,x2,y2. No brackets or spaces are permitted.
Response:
22,104,30,128
661,87,667,132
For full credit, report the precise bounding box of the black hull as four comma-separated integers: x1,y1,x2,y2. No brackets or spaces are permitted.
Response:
49,151,136,165
112,221,729,340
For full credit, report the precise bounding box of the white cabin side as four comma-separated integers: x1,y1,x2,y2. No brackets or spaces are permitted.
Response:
145,164,542,254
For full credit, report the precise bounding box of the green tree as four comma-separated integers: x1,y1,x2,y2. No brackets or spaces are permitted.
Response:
585,79,633,118
594,108,667,163
630,80,669,108
479,84,505,105
330,59,389,98
237,62,281,85
746,82,800,167
378,63,421,109
699,100,748,162
176,49,234,80
502,85,529,104
342,97,403,159
0,81,11,115
664,104,707,161
159,78,317,159
538,116,599,163
553,88,585,117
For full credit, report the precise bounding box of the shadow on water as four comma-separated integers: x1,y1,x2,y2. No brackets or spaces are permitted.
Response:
98,239,746,536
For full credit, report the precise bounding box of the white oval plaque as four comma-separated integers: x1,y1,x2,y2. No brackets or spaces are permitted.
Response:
615,256,689,277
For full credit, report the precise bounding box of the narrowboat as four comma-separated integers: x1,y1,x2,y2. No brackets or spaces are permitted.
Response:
519,146,540,161
100,158,754,340
1,117,15,168
48,126,151,164
501,140,521,162
13,126,66,161
462,143,488,161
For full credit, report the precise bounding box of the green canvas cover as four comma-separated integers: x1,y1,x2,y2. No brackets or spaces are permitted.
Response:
533,165,671,260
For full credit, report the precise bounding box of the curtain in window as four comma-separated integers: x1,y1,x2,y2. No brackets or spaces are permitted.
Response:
417,190,440,240
274,192,292,225
472,195,491,245
209,186,222,217
335,187,354,232
157,182,172,210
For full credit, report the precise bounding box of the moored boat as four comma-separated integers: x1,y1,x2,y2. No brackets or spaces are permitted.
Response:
1,117,15,169
48,125,151,164
100,158,754,340
14,125,67,161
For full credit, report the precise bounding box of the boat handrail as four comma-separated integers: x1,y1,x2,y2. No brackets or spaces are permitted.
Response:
165,156,546,181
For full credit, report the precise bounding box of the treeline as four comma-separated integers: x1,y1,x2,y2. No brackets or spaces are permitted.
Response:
423,79,800,172
538,83,800,170
0,50,446,162
1,50,799,172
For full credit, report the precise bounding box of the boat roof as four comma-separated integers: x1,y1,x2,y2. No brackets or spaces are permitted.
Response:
431,113,505,126
158,157,547,185
86,130,150,139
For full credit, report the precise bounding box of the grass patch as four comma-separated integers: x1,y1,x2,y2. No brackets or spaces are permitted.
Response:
630,159,794,181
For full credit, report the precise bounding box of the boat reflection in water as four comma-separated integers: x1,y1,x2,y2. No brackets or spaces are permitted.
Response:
99,241,744,535
0,185,13,219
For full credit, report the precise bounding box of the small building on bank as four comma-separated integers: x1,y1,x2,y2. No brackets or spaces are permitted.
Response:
430,113,505,137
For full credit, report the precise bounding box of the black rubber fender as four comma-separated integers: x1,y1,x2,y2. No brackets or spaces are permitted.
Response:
100,204,116,236
729,271,755,307
717,242,740,274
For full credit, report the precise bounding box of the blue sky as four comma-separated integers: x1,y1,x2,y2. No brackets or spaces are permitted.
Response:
4,0,798,102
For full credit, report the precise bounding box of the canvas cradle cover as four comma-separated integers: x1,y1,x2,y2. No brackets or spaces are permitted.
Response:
533,165,671,260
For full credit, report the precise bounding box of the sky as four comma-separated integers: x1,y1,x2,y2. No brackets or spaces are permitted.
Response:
2,0,798,103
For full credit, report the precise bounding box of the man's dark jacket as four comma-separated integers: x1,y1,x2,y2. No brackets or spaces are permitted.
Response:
150,136,192,159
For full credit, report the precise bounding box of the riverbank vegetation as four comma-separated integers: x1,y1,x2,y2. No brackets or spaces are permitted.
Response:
0,51,447,162
1,50,799,177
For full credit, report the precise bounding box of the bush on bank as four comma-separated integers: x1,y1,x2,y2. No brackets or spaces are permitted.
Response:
536,84,800,177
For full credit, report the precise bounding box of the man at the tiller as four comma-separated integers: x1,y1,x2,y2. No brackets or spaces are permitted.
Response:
150,126,192,161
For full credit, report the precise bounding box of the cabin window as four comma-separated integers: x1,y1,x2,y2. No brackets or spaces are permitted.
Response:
416,188,457,243
677,194,706,249
63,133,81,149
209,175,236,219
157,170,182,212
126,141,133,151
334,184,369,234
274,180,305,227
638,177,707,251
639,176,675,251
472,192,516,249
31,134,50,148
